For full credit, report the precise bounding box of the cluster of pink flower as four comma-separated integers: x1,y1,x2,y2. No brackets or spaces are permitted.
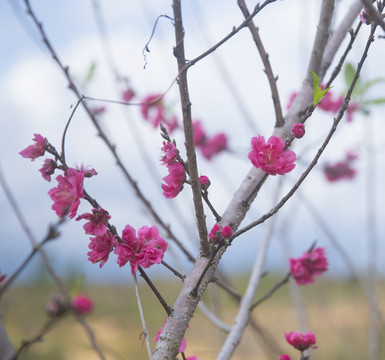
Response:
319,90,360,122
289,247,329,286
248,135,296,175
140,93,178,134
19,134,57,182
193,120,228,160
20,135,168,276
114,225,167,276
208,224,233,244
324,151,358,182
280,331,317,359
160,141,186,199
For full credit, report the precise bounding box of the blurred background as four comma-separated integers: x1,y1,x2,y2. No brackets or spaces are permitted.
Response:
0,0,385,359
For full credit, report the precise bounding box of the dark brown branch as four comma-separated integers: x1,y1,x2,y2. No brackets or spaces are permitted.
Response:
138,267,172,316
172,0,210,257
237,0,284,127
0,219,64,298
250,272,291,310
326,22,362,88
188,0,278,68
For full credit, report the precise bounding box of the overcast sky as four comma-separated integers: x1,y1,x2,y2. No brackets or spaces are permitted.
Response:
1,0,385,286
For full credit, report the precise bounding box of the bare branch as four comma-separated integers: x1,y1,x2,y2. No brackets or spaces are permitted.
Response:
237,0,284,127
172,0,210,257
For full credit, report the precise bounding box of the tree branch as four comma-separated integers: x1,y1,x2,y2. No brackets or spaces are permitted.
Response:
237,0,284,127
172,0,210,257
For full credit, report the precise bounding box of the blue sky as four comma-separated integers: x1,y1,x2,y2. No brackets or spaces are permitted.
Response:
1,0,385,286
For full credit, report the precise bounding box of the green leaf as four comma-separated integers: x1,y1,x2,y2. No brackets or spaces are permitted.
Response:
354,78,385,97
362,98,385,106
344,62,356,88
84,62,97,84
311,70,332,106
69,274,85,297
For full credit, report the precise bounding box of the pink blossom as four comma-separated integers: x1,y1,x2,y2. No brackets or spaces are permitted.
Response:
77,165,98,178
192,120,206,146
39,158,57,182
324,152,358,182
346,102,360,122
90,106,106,116
280,355,291,360
200,133,228,160
360,8,371,24
319,91,343,113
161,162,185,199
289,247,329,285
161,141,178,165
209,223,221,243
19,134,46,161
199,175,211,190
48,167,85,219
192,120,228,159
248,135,296,176
87,232,116,268
291,123,305,139
284,331,317,352
324,162,356,182
76,207,111,236
221,226,233,239
209,224,232,243
140,94,179,133
122,88,135,102
114,225,167,276
71,294,94,315
141,94,162,120
154,318,187,353
318,89,360,122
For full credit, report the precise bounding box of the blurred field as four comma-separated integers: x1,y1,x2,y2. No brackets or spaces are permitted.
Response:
1,275,384,360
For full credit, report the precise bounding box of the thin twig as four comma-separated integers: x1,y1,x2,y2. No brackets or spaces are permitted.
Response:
325,22,362,88
61,95,84,167
250,272,291,310
237,0,284,127
188,0,278,68
0,219,64,298
11,317,57,360
138,268,172,316
0,165,68,295
161,260,186,281
134,275,153,360
172,0,210,257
